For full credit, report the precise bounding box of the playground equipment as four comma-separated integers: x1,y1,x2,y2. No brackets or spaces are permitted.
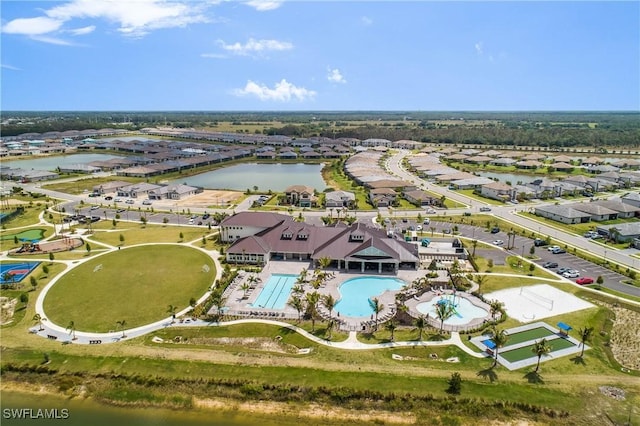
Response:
15,240,42,253
435,294,463,318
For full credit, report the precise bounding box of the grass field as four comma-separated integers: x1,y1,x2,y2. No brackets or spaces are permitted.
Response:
88,221,213,246
42,245,215,332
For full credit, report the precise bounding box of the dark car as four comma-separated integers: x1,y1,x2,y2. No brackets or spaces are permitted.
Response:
490,227,500,234
104,196,113,201
202,213,210,220
543,262,558,269
534,238,549,247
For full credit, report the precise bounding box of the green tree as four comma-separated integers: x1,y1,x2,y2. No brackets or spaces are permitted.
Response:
596,276,604,285
368,297,384,331
167,304,178,323
413,315,427,341
435,301,454,333
116,320,127,338
42,265,49,275
305,291,321,332
322,294,337,319
446,372,462,395
140,216,147,226
529,245,535,256
489,327,508,368
489,299,503,320
30,276,38,291
578,326,594,357
66,321,77,340
49,252,54,263
20,293,28,304
474,274,487,295
532,338,551,372
179,232,184,241
385,320,397,341
33,313,45,331
112,218,117,227
119,234,125,245
325,318,336,340
85,242,91,254
288,295,305,322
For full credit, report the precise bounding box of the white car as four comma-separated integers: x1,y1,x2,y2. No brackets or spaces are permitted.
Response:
425,208,436,214
493,240,504,246
547,245,560,252
563,270,580,278
416,225,423,231
125,199,135,204
114,198,122,202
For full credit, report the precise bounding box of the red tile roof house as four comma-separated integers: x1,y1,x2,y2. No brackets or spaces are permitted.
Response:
224,213,419,273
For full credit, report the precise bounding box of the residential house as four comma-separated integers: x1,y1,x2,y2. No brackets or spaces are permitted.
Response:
285,185,316,207
369,188,397,207
534,205,591,224
480,181,517,202
621,192,640,208
569,203,619,221
325,190,356,208
595,223,640,243
402,190,439,206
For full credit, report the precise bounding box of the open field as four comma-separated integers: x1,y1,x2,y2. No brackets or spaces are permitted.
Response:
42,245,215,332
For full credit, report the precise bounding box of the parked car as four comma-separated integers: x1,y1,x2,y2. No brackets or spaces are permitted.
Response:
490,227,500,234
563,270,580,278
114,198,122,202
479,206,492,212
402,218,408,223
534,238,549,247
551,247,567,254
543,262,558,269
90,205,100,210
493,240,504,246
442,229,452,234
104,196,113,201
202,213,210,220
116,208,126,213
125,199,134,204
557,267,570,274
422,218,430,225
547,245,560,252
142,200,152,205
576,277,594,285
424,208,436,214
416,225,423,231
583,231,597,238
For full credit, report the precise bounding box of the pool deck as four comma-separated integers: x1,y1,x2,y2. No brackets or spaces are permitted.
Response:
220,260,425,331
469,321,589,370
404,289,493,333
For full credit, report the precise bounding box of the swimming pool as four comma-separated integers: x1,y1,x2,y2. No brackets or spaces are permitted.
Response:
416,296,489,326
334,276,405,318
250,274,296,309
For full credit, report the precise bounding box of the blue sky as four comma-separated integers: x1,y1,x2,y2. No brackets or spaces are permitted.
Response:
2,1,638,111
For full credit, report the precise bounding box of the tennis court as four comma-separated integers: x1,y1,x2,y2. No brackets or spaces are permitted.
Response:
501,337,577,363
0,261,41,284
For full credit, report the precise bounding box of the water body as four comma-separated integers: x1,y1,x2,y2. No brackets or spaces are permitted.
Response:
172,163,327,192
3,154,124,172
0,391,298,426
475,171,540,185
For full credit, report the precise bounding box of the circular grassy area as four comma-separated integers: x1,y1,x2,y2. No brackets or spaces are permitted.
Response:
43,245,215,332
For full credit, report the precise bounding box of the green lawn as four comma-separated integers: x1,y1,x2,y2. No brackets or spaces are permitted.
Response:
87,222,213,246
43,245,215,332
458,189,505,206
500,337,576,363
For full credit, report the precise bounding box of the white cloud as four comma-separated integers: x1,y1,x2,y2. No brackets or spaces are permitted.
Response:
475,41,483,55
201,52,227,59
245,0,283,11
361,16,373,26
30,35,76,46
46,0,209,37
1,17,64,35
233,79,316,102
68,25,96,36
217,38,293,56
1,64,22,71
327,67,346,84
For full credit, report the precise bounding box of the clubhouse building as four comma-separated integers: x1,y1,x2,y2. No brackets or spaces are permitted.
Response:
221,212,419,273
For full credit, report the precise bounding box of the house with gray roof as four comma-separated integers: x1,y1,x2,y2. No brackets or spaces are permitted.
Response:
116,182,162,198
593,200,640,218
480,181,516,202
595,223,640,243
220,212,293,243
325,190,356,208
534,205,591,224
621,192,640,208
568,203,619,221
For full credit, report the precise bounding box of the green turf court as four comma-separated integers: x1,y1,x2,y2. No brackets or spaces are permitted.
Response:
505,326,556,346
1,228,46,241
500,338,577,363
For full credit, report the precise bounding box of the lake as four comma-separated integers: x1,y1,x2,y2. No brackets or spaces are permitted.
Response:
0,390,301,426
3,154,125,172
171,163,327,191
475,171,540,185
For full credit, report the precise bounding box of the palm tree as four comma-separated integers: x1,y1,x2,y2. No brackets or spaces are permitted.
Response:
167,304,178,323
474,274,488,295
489,327,508,368
298,268,308,284
430,226,436,237
578,326,594,357
33,313,45,331
471,239,478,258
66,321,77,340
609,227,621,243
305,291,320,332
489,299,503,321
368,297,384,331
322,294,337,319
288,295,305,322
116,320,127,338
385,320,397,341
210,291,227,318
240,282,251,298
318,256,332,271
435,301,454,333
413,315,427,341
292,284,305,296
325,318,336,340
532,338,551,372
